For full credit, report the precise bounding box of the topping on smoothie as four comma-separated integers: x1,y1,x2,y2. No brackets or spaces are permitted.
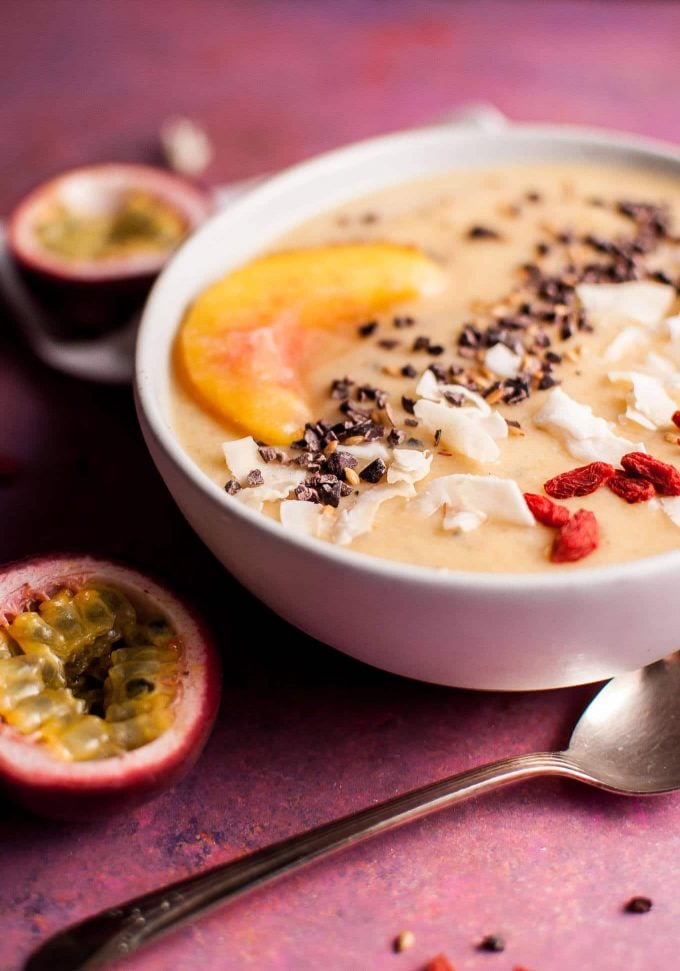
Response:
607,371,677,429
523,493,571,527
620,451,680,496
176,243,445,443
173,162,680,571
415,474,535,534
544,461,615,499
575,281,675,327
534,388,645,464
606,472,656,504
551,509,600,563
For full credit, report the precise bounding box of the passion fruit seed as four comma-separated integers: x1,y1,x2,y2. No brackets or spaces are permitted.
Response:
0,586,180,761
35,189,188,263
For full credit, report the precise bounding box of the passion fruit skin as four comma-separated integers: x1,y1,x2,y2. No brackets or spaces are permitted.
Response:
0,554,221,821
6,163,212,338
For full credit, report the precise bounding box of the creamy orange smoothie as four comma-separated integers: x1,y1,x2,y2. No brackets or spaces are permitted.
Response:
172,162,680,572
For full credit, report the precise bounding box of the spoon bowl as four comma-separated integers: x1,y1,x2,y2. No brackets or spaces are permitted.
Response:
566,653,680,794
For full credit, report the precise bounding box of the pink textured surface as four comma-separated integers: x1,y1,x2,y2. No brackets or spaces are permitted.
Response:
2,2,680,969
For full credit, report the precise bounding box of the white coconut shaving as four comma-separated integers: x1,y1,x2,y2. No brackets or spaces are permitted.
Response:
608,371,677,430
279,499,324,537
415,369,490,410
665,314,680,343
576,280,676,327
335,481,416,546
414,370,507,464
338,442,390,470
442,508,488,533
603,326,649,363
279,480,417,546
637,352,680,388
414,398,508,464
222,437,305,511
415,473,534,534
533,388,644,464
386,448,432,485
484,342,523,379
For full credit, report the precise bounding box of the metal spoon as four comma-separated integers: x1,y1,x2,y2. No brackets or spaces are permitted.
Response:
25,653,680,971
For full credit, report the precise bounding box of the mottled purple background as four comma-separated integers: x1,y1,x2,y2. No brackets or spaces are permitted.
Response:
3,2,680,970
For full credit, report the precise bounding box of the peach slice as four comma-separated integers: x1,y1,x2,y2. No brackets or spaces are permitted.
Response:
176,243,445,443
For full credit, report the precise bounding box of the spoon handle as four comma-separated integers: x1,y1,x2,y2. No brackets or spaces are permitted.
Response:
25,751,573,971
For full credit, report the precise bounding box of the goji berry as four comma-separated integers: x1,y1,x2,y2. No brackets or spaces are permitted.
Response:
672,410,680,430
625,895,653,913
544,461,615,499
424,956,455,971
607,472,656,504
620,451,680,496
524,492,570,527
478,934,505,952
551,509,599,563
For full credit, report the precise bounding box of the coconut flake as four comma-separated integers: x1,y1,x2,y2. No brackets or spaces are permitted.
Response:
222,437,305,510
415,370,491,412
222,437,264,481
414,369,507,463
665,314,680,343
608,371,677,430
442,509,487,533
603,326,649,363
340,442,391,469
415,473,534,534
279,500,325,538
387,448,432,485
485,343,522,379
576,281,675,327
637,352,680,388
533,388,644,464
335,482,415,546
414,398,507,464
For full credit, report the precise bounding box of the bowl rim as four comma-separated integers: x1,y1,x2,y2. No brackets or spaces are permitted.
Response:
136,118,680,592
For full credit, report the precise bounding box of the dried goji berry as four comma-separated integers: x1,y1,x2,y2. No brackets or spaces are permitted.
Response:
424,957,455,971
544,461,615,499
607,472,656,504
551,509,599,563
672,410,680,430
620,451,680,496
524,492,570,527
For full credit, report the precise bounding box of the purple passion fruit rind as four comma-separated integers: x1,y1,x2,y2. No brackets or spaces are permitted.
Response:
0,554,220,820
7,163,212,338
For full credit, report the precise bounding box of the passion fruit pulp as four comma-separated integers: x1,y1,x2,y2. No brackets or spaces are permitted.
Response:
0,555,220,819
7,163,212,338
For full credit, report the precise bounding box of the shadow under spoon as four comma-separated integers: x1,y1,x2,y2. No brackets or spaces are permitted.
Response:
25,652,680,971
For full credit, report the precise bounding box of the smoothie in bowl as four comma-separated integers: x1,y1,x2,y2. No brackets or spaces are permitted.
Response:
173,161,680,574
136,123,680,689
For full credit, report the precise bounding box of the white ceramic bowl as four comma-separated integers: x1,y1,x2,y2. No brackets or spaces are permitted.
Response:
135,120,680,691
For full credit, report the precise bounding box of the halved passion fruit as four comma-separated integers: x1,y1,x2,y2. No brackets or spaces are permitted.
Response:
7,163,212,337
0,555,220,819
